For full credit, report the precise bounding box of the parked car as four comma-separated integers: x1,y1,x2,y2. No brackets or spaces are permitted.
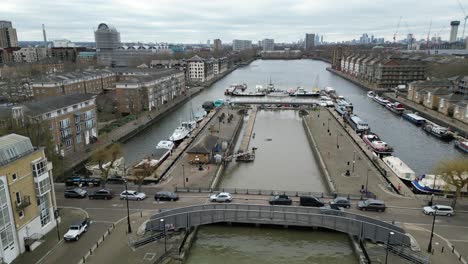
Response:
269,194,292,205
320,205,345,216
106,176,125,184
330,197,351,209
120,190,146,201
423,205,454,216
357,199,386,212
88,189,113,200
209,192,233,203
64,219,89,241
64,188,87,199
299,196,324,207
65,177,101,187
154,191,179,201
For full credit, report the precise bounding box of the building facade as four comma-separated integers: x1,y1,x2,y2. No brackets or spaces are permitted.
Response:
232,40,252,52
304,33,315,51
31,69,117,98
213,39,222,51
261,39,274,51
94,23,121,66
0,134,57,263
114,70,186,114
186,55,214,83
212,57,228,75
13,47,48,63
0,21,18,48
407,80,454,102
14,94,98,156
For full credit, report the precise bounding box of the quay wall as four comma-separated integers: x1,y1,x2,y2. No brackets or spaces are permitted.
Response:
302,116,335,194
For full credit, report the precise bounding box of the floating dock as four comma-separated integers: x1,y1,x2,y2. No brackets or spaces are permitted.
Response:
236,107,258,161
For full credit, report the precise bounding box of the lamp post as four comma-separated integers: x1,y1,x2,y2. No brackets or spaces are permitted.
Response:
123,164,132,234
352,151,356,173
160,218,167,253
427,210,437,253
385,231,395,264
365,169,371,194
182,164,186,188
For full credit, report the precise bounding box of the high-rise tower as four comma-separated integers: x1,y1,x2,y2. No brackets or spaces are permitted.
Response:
450,21,460,42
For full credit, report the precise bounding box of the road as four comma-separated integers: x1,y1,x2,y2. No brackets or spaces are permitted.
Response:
36,183,468,264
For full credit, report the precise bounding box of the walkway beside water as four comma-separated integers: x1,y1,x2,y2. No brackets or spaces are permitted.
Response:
238,107,257,153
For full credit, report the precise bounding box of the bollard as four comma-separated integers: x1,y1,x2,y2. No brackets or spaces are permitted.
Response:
141,211,143,218
103,234,105,241
459,255,462,261
441,246,444,253
90,248,93,255
83,256,86,263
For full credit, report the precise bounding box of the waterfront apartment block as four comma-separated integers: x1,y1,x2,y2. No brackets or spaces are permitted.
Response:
186,55,214,83
453,100,468,123
212,57,228,75
114,69,186,114
407,80,454,102
13,94,98,156
261,39,274,51
232,40,252,52
0,134,57,263
31,69,117,99
337,54,426,88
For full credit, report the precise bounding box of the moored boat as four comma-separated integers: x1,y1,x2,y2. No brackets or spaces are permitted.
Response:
292,87,321,97
367,91,376,98
402,113,426,126
194,110,207,123
385,102,405,115
169,126,190,143
324,86,336,94
382,156,416,182
372,95,391,105
181,120,197,132
423,123,453,141
133,141,175,177
411,174,464,194
362,133,394,155
454,140,468,153
334,98,353,116
345,114,369,133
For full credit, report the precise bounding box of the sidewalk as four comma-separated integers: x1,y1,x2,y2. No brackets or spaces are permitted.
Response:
12,208,87,264
84,211,184,264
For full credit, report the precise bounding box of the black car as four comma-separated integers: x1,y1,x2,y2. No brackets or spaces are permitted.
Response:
330,197,351,209
88,189,114,200
154,191,179,201
357,199,386,212
269,194,292,205
299,196,325,207
64,188,88,199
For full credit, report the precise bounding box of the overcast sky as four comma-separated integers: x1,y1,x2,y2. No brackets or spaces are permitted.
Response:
1,0,466,43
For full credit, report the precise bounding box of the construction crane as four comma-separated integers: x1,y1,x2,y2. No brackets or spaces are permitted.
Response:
393,16,402,44
426,20,432,50
457,0,468,39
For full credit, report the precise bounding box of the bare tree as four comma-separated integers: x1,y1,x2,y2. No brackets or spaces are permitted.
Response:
434,158,468,207
89,143,123,188
133,157,154,192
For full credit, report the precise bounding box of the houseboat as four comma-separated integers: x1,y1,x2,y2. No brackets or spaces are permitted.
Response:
372,95,391,106
382,156,416,182
362,133,394,155
402,113,426,126
385,102,405,115
423,123,453,141
455,139,468,153
411,174,460,194
345,114,369,133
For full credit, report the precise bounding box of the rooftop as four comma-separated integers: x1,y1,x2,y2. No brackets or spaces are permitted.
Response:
0,134,35,167
22,94,96,116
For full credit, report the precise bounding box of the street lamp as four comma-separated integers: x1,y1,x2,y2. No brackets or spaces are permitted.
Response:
160,218,167,253
365,169,371,194
427,209,437,253
385,231,395,264
352,151,356,173
123,164,132,234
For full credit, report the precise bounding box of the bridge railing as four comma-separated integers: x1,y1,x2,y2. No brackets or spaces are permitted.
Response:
175,186,364,200
146,203,409,246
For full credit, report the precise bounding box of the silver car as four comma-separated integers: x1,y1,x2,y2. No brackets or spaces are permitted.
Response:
209,192,233,202
120,190,147,201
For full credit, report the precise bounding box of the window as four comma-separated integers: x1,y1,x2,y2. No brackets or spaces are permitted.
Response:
33,159,48,177
38,195,51,227
18,210,24,219
11,174,17,181
0,181,14,250
65,139,72,147
15,192,21,205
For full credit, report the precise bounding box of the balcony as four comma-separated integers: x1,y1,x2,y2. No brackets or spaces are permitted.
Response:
15,196,31,212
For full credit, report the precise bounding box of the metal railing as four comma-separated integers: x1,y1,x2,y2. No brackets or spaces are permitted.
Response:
132,232,165,248
175,186,363,200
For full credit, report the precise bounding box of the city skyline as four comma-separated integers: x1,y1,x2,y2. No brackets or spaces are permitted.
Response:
0,0,466,43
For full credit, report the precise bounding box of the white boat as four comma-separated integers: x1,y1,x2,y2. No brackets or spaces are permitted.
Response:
382,156,416,182
169,126,190,142
324,87,336,94
411,174,466,194
362,133,393,155
292,87,321,97
423,123,453,141
181,120,197,132
319,96,334,107
372,95,391,106
194,110,207,123
367,91,375,98
86,157,127,177
156,140,175,150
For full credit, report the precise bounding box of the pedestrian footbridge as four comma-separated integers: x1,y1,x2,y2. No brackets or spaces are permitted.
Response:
147,203,404,244
228,97,319,105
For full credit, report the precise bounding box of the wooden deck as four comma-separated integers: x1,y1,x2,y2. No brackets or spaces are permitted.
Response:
238,107,258,153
